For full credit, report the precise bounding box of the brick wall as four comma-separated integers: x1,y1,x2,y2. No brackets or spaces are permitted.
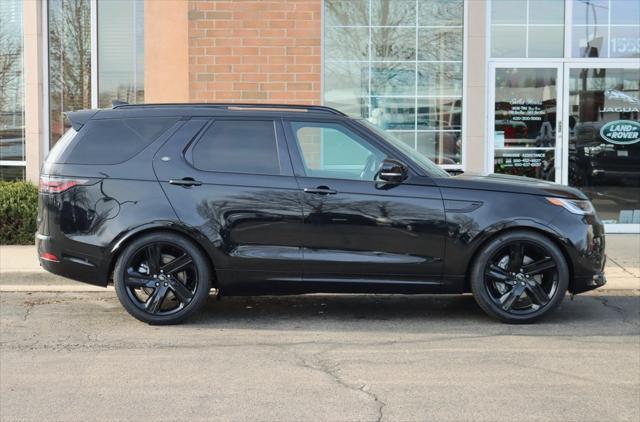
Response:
188,0,322,105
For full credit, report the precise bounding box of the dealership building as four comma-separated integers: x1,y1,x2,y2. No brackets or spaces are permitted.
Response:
1,0,639,232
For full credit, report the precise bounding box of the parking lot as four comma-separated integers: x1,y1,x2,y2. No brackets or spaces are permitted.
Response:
1,290,639,422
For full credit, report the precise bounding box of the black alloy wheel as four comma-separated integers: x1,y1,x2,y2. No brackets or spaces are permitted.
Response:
470,231,569,323
114,232,212,324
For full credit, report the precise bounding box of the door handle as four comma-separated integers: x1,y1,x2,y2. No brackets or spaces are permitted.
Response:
303,186,337,195
169,177,202,187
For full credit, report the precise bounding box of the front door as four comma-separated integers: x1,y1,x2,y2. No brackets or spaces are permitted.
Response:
283,119,446,290
490,64,564,182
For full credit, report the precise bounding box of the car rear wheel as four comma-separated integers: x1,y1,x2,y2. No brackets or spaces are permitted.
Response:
114,232,211,325
470,230,569,323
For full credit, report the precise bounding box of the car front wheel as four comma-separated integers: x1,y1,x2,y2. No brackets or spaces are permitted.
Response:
114,232,212,325
470,230,569,323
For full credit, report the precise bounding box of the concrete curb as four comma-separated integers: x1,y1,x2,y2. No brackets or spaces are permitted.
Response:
0,285,114,292
1,271,78,285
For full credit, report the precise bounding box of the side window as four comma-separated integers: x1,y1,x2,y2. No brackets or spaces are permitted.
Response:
191,120,280,175
65,117,178,165
289,121,386,181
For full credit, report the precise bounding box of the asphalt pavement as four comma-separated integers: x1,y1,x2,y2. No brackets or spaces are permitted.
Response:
1,291,638,422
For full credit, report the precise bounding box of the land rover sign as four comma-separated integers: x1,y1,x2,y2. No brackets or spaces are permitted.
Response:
600,120,640,145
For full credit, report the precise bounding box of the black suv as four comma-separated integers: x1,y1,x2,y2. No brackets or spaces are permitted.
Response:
37,104,606,324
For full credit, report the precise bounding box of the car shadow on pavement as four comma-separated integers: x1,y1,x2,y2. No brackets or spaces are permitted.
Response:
183,293,640,335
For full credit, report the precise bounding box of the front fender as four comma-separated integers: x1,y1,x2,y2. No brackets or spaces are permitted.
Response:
468,218,566,256
440,188,567,292
442,217,568,293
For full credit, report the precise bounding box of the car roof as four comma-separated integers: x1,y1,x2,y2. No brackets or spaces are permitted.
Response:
66,103,353,131
110,102,347,117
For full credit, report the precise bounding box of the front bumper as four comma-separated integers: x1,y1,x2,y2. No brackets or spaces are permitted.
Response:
574,271,607,293
549,211,607,294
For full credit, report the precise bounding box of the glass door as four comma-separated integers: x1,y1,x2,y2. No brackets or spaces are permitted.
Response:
563,63,640,230
490,64,563,182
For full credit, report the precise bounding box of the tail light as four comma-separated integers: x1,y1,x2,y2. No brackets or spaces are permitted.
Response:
40,252,59,262
39,175,88,194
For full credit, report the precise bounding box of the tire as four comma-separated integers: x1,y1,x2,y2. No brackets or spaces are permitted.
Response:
114,232,212,325
470,230,569,324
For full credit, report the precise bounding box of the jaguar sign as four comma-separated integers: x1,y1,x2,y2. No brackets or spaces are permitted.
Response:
600,120,640,145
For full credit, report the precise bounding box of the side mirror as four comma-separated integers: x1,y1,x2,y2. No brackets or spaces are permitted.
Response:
377,158,408,183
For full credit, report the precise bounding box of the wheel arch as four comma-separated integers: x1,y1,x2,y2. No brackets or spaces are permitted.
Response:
463,224,575,294
106,223,218,286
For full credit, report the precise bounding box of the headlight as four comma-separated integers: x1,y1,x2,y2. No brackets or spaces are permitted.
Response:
546,197,595,215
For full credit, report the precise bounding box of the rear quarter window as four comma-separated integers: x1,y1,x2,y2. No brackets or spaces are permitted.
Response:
45,127,77,164
64,117,178,165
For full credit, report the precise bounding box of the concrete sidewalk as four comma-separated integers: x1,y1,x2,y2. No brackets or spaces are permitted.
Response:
1,235,638,292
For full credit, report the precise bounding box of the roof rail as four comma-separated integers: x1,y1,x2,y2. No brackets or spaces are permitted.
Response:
111,102,347,116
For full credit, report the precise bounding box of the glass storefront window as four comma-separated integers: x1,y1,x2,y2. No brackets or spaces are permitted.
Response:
418,27,463,61
371,63,415,97
324,0,464,166
48,0,145,147
0,165,25,180
48,0,92,146
0,0,25,179
571,0,640,58
528,26,566,57
567,67,640,224
489,2,640,230
417,63,463,97
370,97,416,130
324,61,369,118
417,97,462,130
372,0,416,26
492,0,527,24
97,0,144,108
418,0,465,26
325,0,369,26
324,27,369,61
417,131,462,166
493,67,559,180
372,27,416,61
491,0,565,58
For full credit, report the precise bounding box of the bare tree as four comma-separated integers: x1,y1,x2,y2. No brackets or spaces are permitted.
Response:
0,32,22,113
48,0,91,142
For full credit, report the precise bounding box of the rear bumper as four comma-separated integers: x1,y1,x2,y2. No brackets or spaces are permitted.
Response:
36,233,109,287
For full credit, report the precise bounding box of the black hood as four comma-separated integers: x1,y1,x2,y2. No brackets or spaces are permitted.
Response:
436,172,588,200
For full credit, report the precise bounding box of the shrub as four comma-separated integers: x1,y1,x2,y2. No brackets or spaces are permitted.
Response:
0,181,38,245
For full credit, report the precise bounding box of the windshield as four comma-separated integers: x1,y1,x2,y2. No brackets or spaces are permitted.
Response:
356,119,450,178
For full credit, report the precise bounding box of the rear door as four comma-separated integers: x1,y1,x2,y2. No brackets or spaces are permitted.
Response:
153,117,305,293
